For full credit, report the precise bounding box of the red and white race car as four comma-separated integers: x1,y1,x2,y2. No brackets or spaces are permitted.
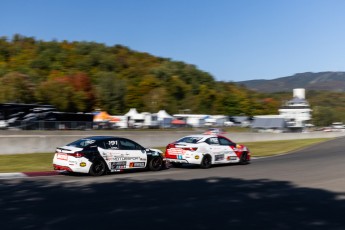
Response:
165,134,250,168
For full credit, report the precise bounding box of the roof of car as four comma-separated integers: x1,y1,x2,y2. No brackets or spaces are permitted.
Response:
84,136,121,140
183,134,218,138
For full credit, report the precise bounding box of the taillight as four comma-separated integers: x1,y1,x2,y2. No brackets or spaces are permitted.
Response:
68,152,85,158
166,143,176,149
182,147,198,151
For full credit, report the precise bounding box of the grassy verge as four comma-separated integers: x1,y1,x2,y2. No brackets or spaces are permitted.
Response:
244,138,330,157
0,153,55,173
0,138,331,173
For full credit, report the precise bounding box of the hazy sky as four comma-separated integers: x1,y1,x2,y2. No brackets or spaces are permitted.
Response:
2,0,345,81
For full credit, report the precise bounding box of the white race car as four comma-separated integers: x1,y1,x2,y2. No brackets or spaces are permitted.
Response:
165,134,250,168
53,136,165,176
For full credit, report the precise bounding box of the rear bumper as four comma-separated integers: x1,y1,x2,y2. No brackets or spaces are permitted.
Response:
167,159,189,164
53,164,73,172
166,158,202,165
53,163,91,173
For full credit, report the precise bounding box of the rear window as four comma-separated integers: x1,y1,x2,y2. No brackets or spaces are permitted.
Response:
176,136,202,144
67,139,96,148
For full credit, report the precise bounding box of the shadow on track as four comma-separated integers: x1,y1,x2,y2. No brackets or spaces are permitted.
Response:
1,177,345,230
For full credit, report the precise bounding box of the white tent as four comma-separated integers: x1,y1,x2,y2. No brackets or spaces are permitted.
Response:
157,110,173,120
125,108,139,118
157,110,173,127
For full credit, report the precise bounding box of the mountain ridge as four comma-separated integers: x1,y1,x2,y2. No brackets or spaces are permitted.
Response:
235,71,345,92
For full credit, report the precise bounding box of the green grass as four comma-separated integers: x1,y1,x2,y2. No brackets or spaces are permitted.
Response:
244,138,330,157
0,138,331,173
0,153,55,173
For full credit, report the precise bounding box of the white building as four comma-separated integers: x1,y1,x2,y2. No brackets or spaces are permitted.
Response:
205,115,229,126
278,88,312,130
124,108,159,128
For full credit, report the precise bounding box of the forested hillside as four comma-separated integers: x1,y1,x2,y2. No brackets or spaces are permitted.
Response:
0,34,279,116
236,72,345,93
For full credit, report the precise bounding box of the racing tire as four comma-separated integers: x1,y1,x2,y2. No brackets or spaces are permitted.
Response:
239,152,249,165
149,157,163,171
200,155,212,169
89,160,107,176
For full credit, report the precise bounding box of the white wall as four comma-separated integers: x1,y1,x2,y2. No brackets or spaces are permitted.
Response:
0,130,344,154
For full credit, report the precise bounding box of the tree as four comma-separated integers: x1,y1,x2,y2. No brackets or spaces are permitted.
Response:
35,72,95,112
142,87,169,112
0,72,34,103
312,106,335,126
35,79,74,111
95,73,126,114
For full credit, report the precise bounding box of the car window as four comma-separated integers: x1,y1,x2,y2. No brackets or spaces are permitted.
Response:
205,137,219,145
103,139,120,149
218,137,235,146
67,138,96,148
119,139,142,150
176,136,202,144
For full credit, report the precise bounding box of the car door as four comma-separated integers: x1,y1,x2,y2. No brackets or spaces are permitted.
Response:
205,137,228,163
97,138,127,171
218,136,239,163
118,138,148,169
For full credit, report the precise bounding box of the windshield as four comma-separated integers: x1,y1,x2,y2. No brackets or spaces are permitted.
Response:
67,138,96,148
176,136,202,144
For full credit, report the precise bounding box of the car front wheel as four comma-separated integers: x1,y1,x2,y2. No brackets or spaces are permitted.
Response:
239,152,249,165
149,157,163,171
89,160,106,176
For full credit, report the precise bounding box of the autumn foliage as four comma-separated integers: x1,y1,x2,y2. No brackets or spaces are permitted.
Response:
0,34,279,115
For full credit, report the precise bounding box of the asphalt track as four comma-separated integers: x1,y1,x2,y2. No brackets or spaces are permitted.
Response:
1,137,345,230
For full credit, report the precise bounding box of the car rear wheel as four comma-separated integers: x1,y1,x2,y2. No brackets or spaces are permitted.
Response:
89,160,106,176
200,155,212,169
149,157,163,171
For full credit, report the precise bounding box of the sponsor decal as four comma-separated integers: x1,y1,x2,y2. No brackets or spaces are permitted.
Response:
113,157,140,161
167,148,185,155
129,162,146,167
57,153,68,160
227,156,238,161
177,154,183,160
195,155,200,159
85,139,96,145
111,161,126,170
80,162,86,167
215,154,224,161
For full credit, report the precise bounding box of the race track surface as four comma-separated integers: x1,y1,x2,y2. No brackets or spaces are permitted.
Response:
1,137,345,230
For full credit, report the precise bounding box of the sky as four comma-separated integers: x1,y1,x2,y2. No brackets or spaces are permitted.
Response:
2,0,345,82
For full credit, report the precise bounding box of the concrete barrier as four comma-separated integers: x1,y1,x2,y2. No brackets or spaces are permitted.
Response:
1,130,345,155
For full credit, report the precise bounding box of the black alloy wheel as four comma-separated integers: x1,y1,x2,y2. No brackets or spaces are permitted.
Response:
89,160,106,176
200,155,212,169
239,152,249,164
149,157,163,171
